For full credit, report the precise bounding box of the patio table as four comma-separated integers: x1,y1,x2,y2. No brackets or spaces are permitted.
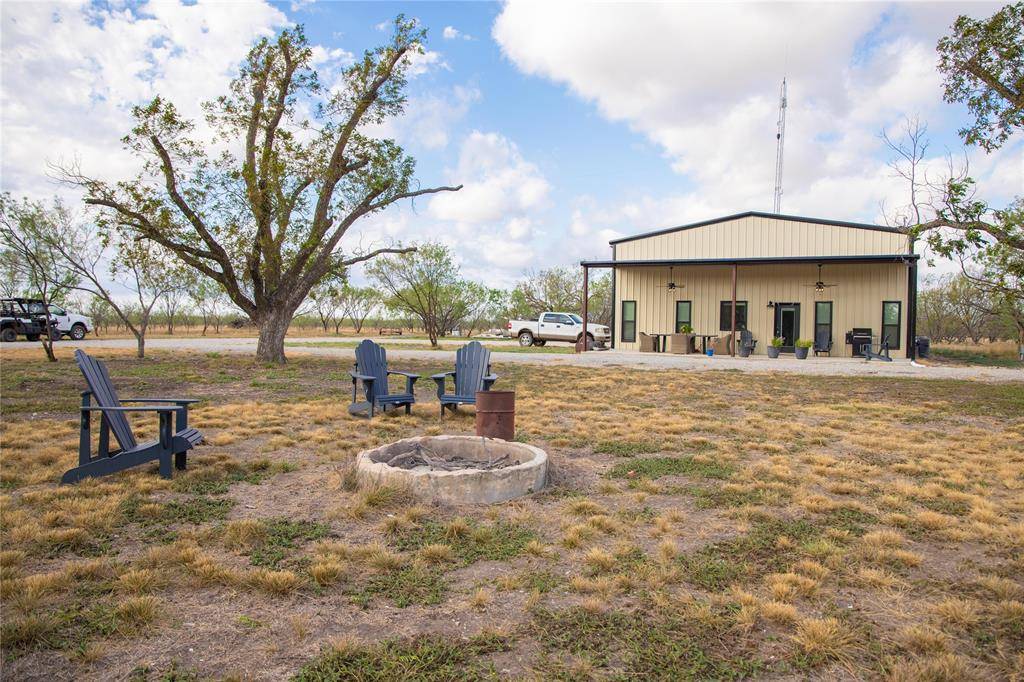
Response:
695,334,718,354
650,333,671,353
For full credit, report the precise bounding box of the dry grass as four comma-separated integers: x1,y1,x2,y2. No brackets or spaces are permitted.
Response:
1,348,1022,679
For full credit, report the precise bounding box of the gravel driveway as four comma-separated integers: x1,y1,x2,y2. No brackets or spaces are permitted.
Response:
41,335,1022,383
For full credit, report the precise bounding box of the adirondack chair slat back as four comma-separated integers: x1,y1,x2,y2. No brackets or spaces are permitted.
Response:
74,350,137,450
455,341,490,397
355,340,390,398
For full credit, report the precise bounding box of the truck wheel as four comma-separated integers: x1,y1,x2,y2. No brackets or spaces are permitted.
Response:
518,331,534,347
532,340,546,347
1,328,16,343
70,323,87,340
577,333,595,350
49,327,61,342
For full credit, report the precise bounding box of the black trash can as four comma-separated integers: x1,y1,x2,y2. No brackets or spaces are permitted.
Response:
915,336,930,359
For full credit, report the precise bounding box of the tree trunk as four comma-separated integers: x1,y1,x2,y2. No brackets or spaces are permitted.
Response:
256,309,292,363
136,333,145,358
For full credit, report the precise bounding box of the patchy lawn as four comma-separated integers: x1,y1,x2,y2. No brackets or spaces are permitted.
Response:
1,347,1022,680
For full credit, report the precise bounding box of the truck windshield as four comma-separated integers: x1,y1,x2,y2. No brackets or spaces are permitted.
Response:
568,314,583,324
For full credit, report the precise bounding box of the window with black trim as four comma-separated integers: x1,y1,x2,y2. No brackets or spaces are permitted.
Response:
621,300,636,342
882,301,901,349
674,300,692,333
814,301,833,349
719,301,747,331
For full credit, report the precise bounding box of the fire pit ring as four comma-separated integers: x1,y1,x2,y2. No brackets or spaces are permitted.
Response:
355,435,547,504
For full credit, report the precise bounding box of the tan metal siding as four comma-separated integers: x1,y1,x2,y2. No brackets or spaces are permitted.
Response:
614,216,908,260
613,262,910,358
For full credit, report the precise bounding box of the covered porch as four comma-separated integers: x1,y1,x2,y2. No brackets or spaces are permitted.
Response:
580,254,919,360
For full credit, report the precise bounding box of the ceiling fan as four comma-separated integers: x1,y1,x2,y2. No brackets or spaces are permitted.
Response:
803,264,838,293
656,266,684,291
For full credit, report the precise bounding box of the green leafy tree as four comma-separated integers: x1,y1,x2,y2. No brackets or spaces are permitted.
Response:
0,195,80,361
915,4,1023,284
61,17,460,363
367,243,475,346
336,283,379,334
938,2,1023,152
508,267,612,325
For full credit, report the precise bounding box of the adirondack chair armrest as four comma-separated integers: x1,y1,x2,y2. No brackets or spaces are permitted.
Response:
350,371,375,383
482,374,498,390
81,405,184,413
121,398,199,404
431,371,455,397
388,370,419,393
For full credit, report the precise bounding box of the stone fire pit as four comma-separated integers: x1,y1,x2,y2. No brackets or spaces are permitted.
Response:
355,435,547,504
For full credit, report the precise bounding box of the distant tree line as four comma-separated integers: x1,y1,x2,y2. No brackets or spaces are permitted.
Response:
918,272,1023,345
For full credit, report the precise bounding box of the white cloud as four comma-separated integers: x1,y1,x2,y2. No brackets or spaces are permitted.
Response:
493,1,1018,233
442,26,472,41
429,130,550,224
1,0,288,197
367,85,480,151
403,47,448,77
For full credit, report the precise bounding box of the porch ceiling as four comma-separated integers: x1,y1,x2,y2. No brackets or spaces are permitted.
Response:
580,254,919,268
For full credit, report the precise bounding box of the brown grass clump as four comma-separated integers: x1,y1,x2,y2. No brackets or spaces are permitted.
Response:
244,568,302,595
766,572,818,602
791,617,858,664
565,498,603,517
583,547,616,574
223,519,269,550
360,542,405,572
761,600,799,624
896,624,948,655
310,560,345,586
115,596,161,630
417,543,454,565
116,569,164,595
930,598,980,627
885,653,971,681
976,575,1023,601
469,588,491,611
443,517,471,541
914,510,956,531
524,539,548,557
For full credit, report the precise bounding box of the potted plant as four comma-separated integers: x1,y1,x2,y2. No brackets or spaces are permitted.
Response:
794,338,812,359
767,337,783,358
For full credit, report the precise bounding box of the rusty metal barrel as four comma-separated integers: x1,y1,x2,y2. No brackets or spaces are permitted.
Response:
475,390,515,441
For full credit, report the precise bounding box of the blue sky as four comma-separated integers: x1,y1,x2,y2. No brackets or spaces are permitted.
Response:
2,1,1020,289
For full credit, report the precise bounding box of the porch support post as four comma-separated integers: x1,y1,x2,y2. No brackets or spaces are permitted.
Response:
730,263,737,356
581,264,589,353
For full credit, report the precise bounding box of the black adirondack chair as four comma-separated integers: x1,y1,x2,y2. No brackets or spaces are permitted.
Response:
863,334,893,362
738,330,757,356
349,339,419,417
62,350,202,484
431,341,498,416
814,329,833,356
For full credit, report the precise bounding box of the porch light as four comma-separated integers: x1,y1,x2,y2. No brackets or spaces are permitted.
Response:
767,300,775,308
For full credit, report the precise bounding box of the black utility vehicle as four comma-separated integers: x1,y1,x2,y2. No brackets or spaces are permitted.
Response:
1,298,60,342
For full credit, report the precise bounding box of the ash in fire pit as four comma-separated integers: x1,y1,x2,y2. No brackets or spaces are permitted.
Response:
356,435,547,504
383,443,513,471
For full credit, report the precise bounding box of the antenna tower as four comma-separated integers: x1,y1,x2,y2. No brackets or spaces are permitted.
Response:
772,78,787,213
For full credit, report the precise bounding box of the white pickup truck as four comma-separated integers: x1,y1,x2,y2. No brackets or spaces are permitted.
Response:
508,312,610,348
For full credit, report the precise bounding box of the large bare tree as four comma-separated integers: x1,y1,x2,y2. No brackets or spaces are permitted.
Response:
61,18,460,362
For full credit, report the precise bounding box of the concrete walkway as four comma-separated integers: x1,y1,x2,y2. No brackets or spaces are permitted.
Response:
39,336,1023,383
